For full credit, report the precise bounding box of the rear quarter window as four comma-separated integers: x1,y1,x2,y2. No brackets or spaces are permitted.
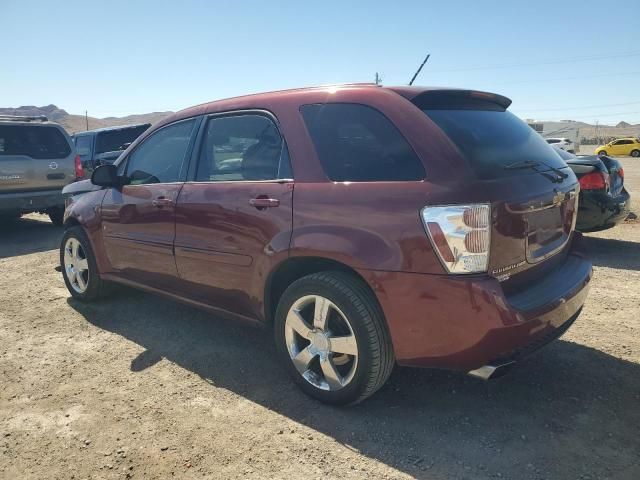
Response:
300,103,425,182
0,125,71,159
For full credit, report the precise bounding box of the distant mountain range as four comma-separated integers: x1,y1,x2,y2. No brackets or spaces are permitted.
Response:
0,105,173,133
2,104,639,140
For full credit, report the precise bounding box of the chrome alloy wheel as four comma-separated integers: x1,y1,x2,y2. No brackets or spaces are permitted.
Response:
63,237,89,294
284,295,359,391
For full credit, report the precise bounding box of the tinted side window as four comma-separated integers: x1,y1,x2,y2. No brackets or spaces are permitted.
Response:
195,114,289,181
75,135,93,159
125,119,196,184
0,125,71,159
300,103,425,182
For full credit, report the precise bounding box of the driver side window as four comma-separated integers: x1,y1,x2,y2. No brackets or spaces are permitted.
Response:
125,119,196,185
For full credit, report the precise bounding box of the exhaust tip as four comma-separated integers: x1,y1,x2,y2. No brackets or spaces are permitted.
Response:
468,361,515,380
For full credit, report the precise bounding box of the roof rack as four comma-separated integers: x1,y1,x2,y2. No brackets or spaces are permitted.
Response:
0,115,48,123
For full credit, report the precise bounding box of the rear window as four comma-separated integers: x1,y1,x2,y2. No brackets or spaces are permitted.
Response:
423,109,566,179
300,103,425,182
0,125,71,159
96,125,149,154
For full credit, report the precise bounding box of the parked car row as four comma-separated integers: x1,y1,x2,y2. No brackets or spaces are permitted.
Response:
0,117,149,224
60,84,594,405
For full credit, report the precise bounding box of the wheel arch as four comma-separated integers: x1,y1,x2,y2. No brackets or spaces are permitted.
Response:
264,256,376,325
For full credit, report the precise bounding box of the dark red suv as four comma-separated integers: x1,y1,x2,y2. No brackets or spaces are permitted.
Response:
60,84,592,405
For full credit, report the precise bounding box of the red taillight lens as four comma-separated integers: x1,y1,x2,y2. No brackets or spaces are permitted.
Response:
579,171,608,190
618,167,624,180
422,204,491,274
74,154,84,179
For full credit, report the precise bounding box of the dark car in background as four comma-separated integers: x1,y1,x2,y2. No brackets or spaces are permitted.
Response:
60,84,591,405
0,115,80,225
556,149,631,231
72,123,150,176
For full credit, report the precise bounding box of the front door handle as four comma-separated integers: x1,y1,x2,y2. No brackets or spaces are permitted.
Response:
249,197,280,209
152,197,174,208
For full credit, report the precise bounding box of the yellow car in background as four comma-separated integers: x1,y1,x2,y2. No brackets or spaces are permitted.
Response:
595,138,640,157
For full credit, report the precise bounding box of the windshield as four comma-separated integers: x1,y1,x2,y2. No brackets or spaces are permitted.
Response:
95,125,149,154
423,109,567,179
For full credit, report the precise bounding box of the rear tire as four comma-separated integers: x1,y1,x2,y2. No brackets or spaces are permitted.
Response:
274,271,394,405
48,207,64,226
597,150,607,157
60,226,112,302
631,149,640,158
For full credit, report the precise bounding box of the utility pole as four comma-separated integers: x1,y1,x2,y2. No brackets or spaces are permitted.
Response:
375,72,382,85
85,110,89,131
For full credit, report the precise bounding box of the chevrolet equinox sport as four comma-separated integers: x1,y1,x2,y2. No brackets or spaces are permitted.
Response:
60,85,592,405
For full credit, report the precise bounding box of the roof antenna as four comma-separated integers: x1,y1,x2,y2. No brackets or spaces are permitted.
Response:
409,54,431,86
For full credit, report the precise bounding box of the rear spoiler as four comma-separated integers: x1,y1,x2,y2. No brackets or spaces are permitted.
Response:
0,114,48,122
401,89,512,111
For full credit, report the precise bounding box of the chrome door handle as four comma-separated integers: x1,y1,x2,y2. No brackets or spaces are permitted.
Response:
152,197,173,208
249,197,280,209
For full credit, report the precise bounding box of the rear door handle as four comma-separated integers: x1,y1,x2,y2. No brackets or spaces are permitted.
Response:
249,197,280,209
152,197,174,208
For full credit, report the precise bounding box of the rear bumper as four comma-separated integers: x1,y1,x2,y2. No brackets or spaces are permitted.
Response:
0,189,64,214
360,234,592,371
576,188,631,232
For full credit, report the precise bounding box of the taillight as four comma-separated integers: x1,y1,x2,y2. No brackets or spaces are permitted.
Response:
618,167,624,180
579,171,608,190
74,154,84,179
421,204,491,274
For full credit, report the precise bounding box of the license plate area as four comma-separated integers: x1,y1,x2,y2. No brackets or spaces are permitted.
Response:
525,190,577,263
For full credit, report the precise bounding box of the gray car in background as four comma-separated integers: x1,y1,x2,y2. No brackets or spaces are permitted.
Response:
72,123,150,176
0,115,78,225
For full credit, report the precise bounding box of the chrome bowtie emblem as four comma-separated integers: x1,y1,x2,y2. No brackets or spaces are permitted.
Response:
49,161,58,170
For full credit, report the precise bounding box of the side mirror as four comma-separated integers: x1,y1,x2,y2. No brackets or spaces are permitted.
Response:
91,164,125,187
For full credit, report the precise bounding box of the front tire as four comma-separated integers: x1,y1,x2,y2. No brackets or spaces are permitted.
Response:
631,149,640,158
60,226,112,301
274,271,394,405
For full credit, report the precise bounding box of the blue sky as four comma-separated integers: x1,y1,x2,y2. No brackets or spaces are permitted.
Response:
3,0,640,124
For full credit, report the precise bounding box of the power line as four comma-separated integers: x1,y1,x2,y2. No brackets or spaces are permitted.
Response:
429,50,640,73
527,110,640,121
493,70,640,86
519,100,640,112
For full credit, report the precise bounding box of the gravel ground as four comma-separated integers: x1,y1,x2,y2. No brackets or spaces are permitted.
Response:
1,159,639,480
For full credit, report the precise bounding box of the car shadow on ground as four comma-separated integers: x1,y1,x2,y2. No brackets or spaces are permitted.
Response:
0,215,62,258
70,292,640,479
583,235,640,271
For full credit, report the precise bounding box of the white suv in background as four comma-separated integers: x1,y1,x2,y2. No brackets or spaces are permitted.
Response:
546,137,575,153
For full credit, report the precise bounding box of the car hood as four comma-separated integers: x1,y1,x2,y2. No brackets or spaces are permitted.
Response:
62,179,103,196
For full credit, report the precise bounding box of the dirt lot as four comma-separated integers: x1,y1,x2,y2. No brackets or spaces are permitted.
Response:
1,160,639,480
